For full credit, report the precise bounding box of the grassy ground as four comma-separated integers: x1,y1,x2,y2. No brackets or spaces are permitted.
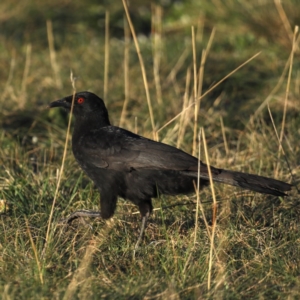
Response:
1,0,300,299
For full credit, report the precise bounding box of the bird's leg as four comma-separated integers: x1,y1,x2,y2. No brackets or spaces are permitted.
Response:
133,211,149,258
59,210,102,225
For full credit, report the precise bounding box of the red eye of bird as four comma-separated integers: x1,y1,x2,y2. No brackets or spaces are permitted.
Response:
77,97,85,104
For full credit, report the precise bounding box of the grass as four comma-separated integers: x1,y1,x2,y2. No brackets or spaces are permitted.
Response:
1,0,300,298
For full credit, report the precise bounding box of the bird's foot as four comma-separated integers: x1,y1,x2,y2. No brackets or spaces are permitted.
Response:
133,213,149,259
58,210,102,227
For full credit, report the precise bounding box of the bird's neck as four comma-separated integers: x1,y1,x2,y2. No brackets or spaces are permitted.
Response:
73,112,111,135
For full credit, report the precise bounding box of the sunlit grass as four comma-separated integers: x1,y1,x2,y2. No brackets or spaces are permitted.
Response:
0,0,300,299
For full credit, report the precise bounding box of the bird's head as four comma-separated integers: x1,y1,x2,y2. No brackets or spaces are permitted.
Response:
49,91,110,125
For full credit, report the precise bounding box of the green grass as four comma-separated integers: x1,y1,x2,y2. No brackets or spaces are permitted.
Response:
1,0,300,298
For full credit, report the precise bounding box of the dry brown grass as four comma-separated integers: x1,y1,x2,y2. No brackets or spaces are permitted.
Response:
0,0,300,298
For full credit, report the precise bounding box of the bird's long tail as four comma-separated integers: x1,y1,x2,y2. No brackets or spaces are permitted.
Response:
187,165,292,196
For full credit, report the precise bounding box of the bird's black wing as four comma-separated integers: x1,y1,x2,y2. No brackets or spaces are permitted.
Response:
74,126,202,172
73,126,292,196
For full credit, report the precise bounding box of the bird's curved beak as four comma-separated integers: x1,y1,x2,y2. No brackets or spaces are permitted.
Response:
48,98,71,109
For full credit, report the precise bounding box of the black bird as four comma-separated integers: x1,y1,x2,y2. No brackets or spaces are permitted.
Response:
49,91,292,249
